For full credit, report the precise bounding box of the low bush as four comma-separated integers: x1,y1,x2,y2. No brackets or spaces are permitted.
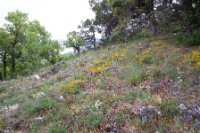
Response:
176,28,200,46
59,80,83,94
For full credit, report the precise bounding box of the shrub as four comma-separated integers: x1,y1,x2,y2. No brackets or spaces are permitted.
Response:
59,80,83,94
129,29,151,42
48,123,67,133
191,51,200,69
176,28,200,46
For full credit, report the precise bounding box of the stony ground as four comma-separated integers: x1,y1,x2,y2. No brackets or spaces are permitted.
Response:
0,38,200,133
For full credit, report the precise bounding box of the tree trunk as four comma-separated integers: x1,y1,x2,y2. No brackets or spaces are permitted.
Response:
0,72,2,81
93,30,96,50
94,37,96,50
182,0,192,12
77,47,80,54
10,44,15,79
3,50,7,80
146,0,154,12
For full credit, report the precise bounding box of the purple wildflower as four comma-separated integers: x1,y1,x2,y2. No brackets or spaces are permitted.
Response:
90,71,93,76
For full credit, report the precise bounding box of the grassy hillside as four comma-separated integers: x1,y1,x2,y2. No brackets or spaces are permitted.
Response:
0,38,200,132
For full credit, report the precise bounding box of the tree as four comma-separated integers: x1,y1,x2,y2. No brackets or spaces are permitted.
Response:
0,28,10,80
17,20,61,75
5,10,28,79
79,19,101,50
89,0,119,41
89,0,200,44
64,31,85,54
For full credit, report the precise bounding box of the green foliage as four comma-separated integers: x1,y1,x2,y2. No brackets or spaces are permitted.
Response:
64,31,85,54
160,100,179,119
0,118,6,132
39,96,56,109
156,122,167,133
128,66,145,85
164,65,180,81
86,113,103,129
0,10,61,79
124,89,150,101
176,28,200,46
114,112,125,124
97,79,107,89
0,86,6,93
59,80,83,94
22,96,56,115
30,121,42,133
152,67,163,79
129,29,151,42
48,123,67,133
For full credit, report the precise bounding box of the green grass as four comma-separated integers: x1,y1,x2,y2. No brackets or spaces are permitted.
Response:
30,120,42,133
0,86,6,93
21,95,56,116
160,100,179,119
156,122,168,133
48,123,67,133
124,89,150,101
164,64,180,81
86,113,103,129
126,65,146,85
97,79,107,89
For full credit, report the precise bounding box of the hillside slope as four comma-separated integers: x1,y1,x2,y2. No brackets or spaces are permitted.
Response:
0,38,200,132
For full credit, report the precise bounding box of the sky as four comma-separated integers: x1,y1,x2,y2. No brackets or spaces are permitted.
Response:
0,0,95,40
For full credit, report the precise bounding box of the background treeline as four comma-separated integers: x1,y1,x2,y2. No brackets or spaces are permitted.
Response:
0,10,61,80
66,0,200,56
77,0,200,45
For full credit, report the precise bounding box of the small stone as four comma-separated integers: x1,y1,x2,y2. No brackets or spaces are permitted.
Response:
195,117,200,125
177,104,187,111
33,74,40,80
57,95,65,102
183,109,193,123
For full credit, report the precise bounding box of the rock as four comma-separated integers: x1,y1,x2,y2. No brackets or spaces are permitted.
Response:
191,104,200,125
57,95,66,102
33,74,40,80
0,104,20,117
182,109,193,123
178,104,200,125
132,106,160,123
177,103,187,112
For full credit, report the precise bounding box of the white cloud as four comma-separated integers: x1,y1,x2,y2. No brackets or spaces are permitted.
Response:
0,0,95,40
